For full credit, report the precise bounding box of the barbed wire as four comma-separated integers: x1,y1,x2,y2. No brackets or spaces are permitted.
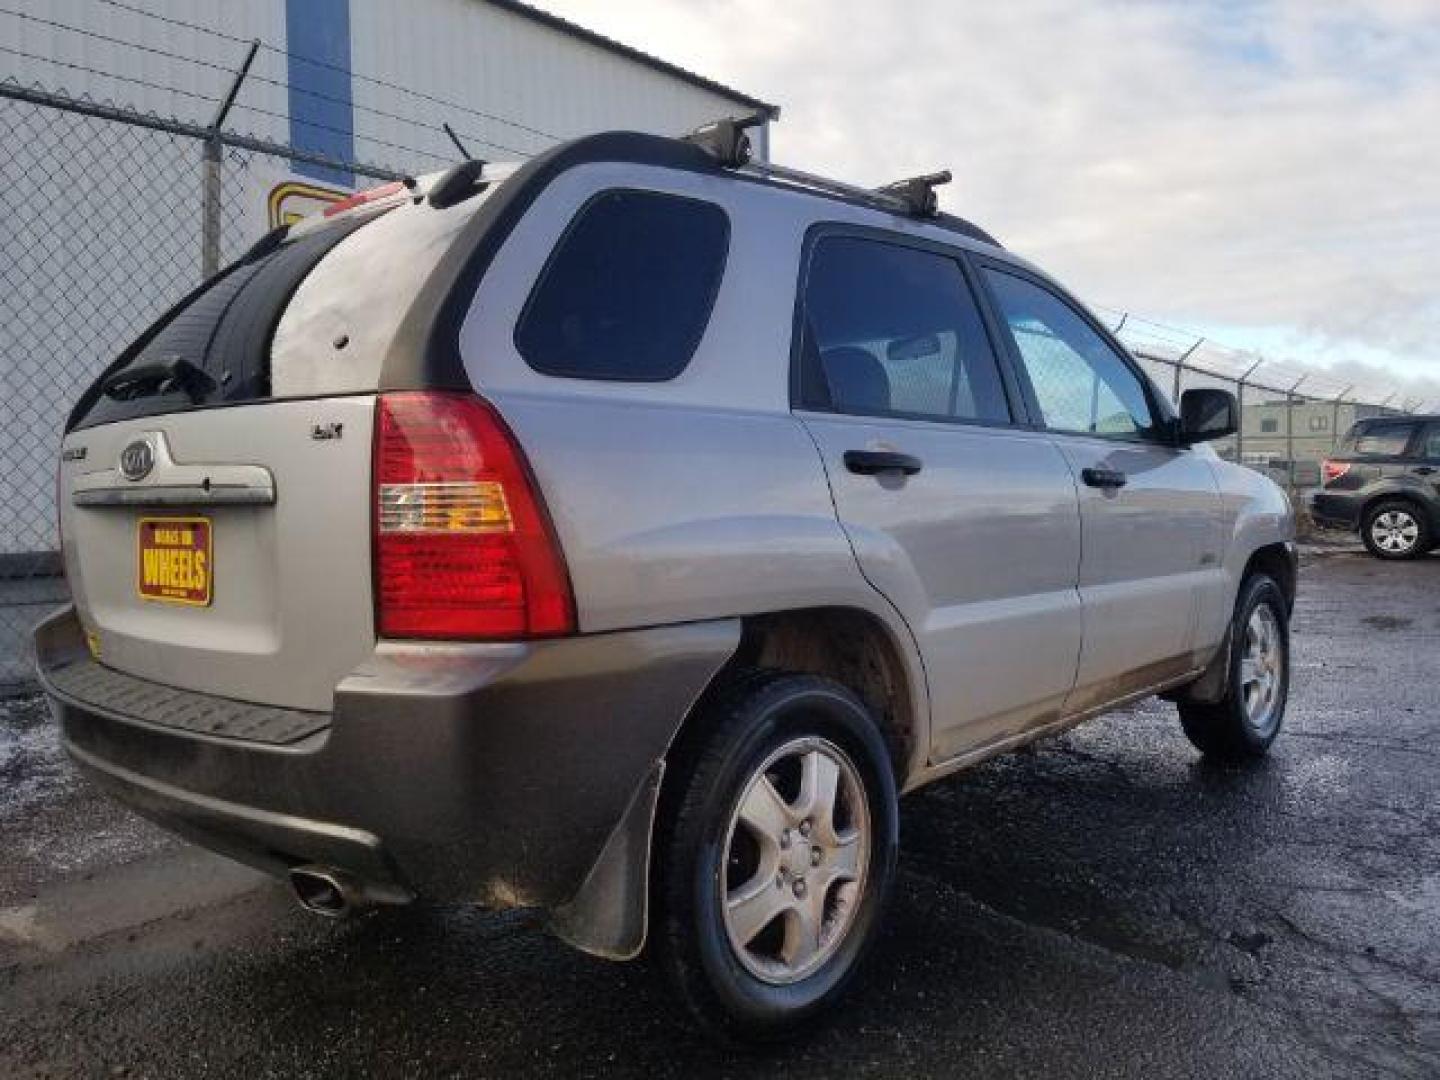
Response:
90,0,564,145
0,9,537,159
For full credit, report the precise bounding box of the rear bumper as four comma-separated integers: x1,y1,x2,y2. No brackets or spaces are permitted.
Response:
35,606,738,949
1308,489,1362,529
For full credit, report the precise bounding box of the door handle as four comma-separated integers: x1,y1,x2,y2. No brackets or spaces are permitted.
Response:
844,450,923,476
1415,466,1436,476
1081,467,1127,489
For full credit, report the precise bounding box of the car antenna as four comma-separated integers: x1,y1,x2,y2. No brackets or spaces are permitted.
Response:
442,122,478,163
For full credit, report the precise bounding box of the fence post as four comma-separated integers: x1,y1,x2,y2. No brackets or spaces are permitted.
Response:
1235,358,1264,464
201,136,223,277
201,39,259,277
1287,375,1308,497
1173,337,1204,406
1331,385,1353,456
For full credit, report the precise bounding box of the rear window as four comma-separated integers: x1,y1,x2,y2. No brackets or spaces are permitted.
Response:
1343,421,1416,457
71,215,371,431
514,189,729,381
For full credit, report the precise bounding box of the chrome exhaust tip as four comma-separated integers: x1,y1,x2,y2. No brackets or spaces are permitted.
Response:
289,866,364,919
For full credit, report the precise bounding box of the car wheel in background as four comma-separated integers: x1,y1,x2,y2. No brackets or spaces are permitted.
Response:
1179,574,1290,761
1361,500,1430,560
651,670,898,1042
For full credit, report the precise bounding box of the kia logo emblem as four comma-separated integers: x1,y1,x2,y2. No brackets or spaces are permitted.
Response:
119,440,155,481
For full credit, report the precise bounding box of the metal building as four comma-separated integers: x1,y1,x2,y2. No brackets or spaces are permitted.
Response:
0,0,776,558
3,0,775,174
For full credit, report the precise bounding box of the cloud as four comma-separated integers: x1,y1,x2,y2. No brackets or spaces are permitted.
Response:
534,0,1440,383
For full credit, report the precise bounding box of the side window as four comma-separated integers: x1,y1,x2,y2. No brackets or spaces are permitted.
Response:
515,189,729,381
982,268,1157,438
1351,421,1416,457
1421,424,1440,461
798,236,1011,424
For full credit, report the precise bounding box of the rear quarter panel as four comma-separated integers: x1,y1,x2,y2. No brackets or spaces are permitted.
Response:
453,162,932,768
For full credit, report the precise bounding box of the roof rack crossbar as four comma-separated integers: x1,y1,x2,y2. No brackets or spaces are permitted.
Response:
682,116,960,224
739,160,919,217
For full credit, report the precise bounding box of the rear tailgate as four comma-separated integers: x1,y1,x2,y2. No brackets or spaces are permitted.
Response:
56,176,501,712
59,399,375,712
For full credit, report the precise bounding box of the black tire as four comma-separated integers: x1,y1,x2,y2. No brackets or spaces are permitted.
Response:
651,669,899,1043
1361,499,1430,560
1179,574,1289,761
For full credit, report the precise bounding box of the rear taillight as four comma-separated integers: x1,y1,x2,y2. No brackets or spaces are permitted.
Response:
372,392,575,640
1321,460,1351,485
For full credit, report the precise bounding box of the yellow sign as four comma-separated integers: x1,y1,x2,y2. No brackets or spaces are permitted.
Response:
267,180,351,229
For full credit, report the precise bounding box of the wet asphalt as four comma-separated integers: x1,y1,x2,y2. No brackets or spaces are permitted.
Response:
1,548,1437,1078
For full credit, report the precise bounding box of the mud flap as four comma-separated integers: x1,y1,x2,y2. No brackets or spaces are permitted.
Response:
545,760,665,961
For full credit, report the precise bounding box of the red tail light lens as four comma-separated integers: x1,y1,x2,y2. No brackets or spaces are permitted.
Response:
1321,460,1351,485
373,392,575,640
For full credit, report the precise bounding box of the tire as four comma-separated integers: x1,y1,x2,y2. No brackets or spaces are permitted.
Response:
1361,499,1430,560
1179,574,1289,761
651,669,899,1042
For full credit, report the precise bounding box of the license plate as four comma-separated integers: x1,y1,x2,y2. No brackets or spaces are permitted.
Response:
137,517,213,606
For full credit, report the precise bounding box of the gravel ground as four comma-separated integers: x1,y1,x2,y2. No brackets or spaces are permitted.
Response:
1,549,1437,1078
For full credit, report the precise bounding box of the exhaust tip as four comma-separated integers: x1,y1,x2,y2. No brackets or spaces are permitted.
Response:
289,866,361,919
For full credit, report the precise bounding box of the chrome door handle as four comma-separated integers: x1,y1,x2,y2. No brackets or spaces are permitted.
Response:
844,450,923,476
1081,467,1127,489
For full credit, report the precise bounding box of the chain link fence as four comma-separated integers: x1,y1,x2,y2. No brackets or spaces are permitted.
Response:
0,82,401,689
1097,308,1436,490
1,82,1433,691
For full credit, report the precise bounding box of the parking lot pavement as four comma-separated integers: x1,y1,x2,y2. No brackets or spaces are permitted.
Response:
2,550,1437,1079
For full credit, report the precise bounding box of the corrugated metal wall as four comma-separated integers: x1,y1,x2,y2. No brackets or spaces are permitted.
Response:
4,0,764,172
349,0,749,164
0,1,770,560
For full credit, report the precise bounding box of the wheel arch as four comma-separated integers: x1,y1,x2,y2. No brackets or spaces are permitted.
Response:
1172,542,1296,707
1243,542,1297,615
674,607,924,788
552,606,923,963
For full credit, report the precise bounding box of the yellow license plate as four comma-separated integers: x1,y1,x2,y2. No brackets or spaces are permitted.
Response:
137,517,213,606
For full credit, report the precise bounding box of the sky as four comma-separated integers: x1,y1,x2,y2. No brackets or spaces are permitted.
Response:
534,0,1440,404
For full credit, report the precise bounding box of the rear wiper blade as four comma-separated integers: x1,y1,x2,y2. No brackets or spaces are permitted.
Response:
101,355,216,404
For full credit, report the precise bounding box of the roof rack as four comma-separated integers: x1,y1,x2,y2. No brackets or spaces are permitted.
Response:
683,111,768,167
683,115,952,219
875,171,951,217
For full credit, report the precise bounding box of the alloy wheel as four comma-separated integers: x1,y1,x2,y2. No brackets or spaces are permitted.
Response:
720,736,871,985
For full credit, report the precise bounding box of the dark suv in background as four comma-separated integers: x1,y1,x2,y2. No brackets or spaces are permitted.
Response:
1312,415,1440,559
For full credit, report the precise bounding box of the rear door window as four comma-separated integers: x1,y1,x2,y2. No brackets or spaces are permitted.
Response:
1348,421,1416,457
514,189,729,381
796,235,1012,424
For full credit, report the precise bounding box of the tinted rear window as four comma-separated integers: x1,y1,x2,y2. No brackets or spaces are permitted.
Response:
1344,421,1415,457
71,215,370,430
514,189,729,381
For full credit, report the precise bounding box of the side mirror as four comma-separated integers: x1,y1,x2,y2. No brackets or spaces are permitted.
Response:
1178,387,1238,445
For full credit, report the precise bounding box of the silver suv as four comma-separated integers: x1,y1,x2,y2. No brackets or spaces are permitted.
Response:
36,125,1296,1040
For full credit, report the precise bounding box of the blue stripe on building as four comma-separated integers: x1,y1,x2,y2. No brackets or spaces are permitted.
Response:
285,0,355,187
